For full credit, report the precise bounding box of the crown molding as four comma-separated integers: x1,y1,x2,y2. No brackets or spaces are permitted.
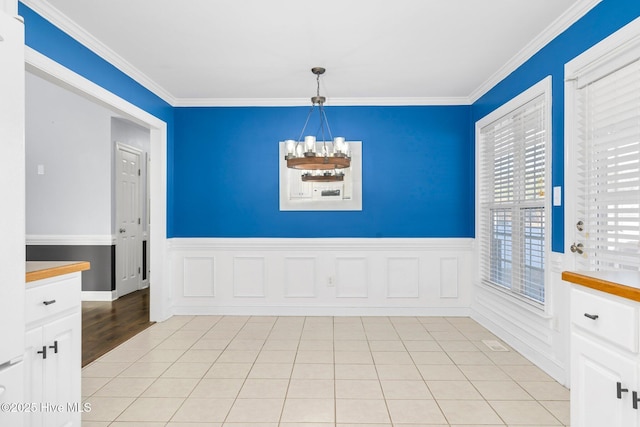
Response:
173,96,472,107
469,0,602,103
23,0,600,108
21,0,176,106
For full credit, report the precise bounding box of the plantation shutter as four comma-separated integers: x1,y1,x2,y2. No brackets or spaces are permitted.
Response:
479,94,547,304
575,58,640,271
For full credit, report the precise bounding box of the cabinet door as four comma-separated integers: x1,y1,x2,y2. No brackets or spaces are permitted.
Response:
24,327,44,427
43,312,81,427
0,361,25,427
572,333,640,427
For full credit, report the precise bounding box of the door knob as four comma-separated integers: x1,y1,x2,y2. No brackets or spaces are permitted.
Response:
119,228,126,233
576,220,584,231
570,242,584,254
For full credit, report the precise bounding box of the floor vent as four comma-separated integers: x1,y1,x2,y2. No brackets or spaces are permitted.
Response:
482,339,509,352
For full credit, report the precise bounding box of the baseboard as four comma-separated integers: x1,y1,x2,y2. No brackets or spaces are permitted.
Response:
172,305,472,317
82,291,117,301
471,307,567,386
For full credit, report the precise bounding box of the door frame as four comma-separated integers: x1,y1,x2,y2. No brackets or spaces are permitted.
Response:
25,47,171,322
563,16,640,273
115,142,143,298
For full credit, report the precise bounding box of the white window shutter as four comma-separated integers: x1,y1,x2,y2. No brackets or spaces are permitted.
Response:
479,92,548,305
575,58,640,271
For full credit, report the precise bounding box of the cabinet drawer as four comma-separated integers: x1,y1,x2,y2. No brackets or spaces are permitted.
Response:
25,274,80,324
571,287,639,353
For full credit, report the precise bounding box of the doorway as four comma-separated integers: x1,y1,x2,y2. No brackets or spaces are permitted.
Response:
115,143,143,298
25,47,169,322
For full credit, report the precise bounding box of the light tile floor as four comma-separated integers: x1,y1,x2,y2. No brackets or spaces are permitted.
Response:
81,316,570,426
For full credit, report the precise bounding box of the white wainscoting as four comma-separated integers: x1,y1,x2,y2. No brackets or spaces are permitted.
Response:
471,251,570,386
169,238,474,316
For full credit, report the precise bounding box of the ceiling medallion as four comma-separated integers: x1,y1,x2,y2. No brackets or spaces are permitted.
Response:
283,67,350,181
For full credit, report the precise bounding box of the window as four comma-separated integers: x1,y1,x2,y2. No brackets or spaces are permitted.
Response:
477,78,551,307
574,58,640,271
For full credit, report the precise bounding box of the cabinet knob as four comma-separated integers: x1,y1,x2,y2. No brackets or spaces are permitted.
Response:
48,341,58,354
584,313,599,320
617,382,629,398
633,391,640,409
42,299,56,306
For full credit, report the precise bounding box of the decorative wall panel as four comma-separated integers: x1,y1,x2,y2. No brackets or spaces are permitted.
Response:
183,256,215,297
335,257,368,298
387,257,420,298
284,256,316,298
439,257,459,298
233,256,265,297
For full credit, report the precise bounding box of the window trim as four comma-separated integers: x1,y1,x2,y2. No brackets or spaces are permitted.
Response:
475,76,553,313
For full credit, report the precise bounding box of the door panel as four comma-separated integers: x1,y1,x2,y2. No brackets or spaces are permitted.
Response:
44,313,80,427
572,333,639,427
116,144,141,297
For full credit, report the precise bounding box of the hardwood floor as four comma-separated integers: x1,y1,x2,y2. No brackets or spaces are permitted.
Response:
82,287,154,367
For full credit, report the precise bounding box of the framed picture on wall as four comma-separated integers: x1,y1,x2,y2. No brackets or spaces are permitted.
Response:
278,140,362,211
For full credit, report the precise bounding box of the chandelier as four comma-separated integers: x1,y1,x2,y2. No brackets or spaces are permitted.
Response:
284,67,350,181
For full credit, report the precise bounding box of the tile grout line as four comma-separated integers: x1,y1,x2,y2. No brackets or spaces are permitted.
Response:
82,315,569,426
277,315,304,425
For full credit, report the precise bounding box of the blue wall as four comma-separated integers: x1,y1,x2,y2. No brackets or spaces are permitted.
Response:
18,2,177,233
173,106,474,238
19,0,640,243
19,4,173,124
472,0,640,252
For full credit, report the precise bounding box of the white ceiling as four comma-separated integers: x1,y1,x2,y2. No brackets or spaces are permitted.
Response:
28,0,594,106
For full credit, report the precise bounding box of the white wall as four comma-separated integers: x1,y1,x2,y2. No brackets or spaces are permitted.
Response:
25,72,113,237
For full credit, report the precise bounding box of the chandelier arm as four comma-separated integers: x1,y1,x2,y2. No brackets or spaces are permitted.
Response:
320,106,334,141
296,104,316,144
318,103,327,153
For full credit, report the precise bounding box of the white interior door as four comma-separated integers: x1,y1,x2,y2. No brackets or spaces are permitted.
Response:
116,143,142,297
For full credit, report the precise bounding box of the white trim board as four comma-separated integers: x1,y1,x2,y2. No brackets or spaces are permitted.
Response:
82,290,116,302
174,96,473,107
26,234,116,245
173,305,472,317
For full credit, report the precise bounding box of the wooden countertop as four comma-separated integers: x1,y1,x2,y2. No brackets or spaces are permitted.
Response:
562,270,640,302
26,261,91,283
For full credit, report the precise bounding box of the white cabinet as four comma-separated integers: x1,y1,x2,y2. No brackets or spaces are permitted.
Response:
25,273,82,427
0,361,25,426
571,286,640,427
